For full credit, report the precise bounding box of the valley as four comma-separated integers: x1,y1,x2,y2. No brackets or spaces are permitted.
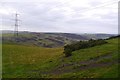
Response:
2,31,119,78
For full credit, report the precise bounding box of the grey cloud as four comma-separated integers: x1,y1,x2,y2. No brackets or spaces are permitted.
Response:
1,0,118,34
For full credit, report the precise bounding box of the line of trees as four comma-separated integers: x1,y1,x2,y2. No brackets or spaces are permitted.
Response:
63,39,107,57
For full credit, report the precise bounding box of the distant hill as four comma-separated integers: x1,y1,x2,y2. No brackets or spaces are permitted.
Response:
44,33,89,40
2,30,116,48
80,33,117,39
0,30,14,34
2,31,88,48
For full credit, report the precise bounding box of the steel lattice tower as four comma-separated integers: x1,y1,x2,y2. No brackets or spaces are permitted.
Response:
14,13,19,37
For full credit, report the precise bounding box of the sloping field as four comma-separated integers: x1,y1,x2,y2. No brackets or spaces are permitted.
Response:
2,38,119,78
50,38,119,78
2,32,89,48
2,44,63,78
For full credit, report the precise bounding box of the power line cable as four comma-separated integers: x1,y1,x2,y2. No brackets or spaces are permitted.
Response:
67,1,118,15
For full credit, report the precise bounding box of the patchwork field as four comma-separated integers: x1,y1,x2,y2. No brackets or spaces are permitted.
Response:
2,37,119,78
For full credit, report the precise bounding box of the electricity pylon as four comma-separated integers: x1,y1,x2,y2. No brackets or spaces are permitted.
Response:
14,12,20,37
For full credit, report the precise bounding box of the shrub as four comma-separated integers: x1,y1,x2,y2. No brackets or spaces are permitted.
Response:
64,45,72,57
64,39,107,57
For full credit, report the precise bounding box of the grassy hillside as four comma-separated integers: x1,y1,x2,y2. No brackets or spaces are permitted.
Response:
2,44,63,78
2,32,87,48
2,37,119,78
2,31,115,48
0,42,2,78
52,38,119,78
80,33,116,39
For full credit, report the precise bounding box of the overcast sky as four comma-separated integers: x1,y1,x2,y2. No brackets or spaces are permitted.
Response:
0,0,119,34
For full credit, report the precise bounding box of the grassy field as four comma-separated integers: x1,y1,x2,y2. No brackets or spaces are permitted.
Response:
0,42,2,78
2,44,63,78
2,38,119,78
48,38,119,78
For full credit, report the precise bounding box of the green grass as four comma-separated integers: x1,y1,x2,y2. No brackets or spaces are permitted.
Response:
2,33,34,38
62,38,118,64
2,38,119,78
0,43,2,78
2,44,63,78
50,38,119,78
60,64,118,78
2,33,14,37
